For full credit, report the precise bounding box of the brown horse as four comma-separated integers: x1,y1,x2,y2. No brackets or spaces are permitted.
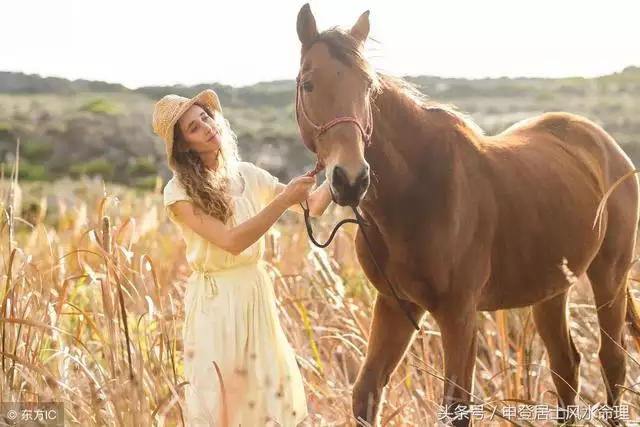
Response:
294,3,640,426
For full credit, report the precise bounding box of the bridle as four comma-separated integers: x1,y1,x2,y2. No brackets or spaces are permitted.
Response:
294,73,421,331
295,73,374,161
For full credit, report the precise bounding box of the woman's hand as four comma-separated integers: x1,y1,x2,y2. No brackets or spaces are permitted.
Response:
279,175,315,205
273,178,333,217
305,179,332,217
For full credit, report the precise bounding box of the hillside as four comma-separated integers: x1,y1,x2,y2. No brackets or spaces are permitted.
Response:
1,67,639,190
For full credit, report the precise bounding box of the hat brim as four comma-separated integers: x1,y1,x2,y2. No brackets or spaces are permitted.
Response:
166,89,223,167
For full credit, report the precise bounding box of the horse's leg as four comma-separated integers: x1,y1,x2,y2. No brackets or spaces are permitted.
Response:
532,291,581,424
352,294,424,426
587,251,633,425
432,301,478,427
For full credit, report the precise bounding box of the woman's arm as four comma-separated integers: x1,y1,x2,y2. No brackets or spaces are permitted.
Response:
277,179,333,217
169,177,313,255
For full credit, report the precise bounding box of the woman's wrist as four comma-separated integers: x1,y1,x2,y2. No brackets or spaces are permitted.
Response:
273,192,292,211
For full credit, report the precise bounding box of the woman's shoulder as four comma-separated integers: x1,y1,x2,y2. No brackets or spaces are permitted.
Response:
163,176,189,205
238,161,278,178
163,175,183,192
237,161,264,181
236,161,280,200
237,161,258,174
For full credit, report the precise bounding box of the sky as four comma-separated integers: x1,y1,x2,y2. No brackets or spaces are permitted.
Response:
2,0,639,89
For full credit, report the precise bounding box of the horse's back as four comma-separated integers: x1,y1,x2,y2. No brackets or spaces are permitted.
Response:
541,113,640,265
478,112,638,310
527,112,639,223
505,111,634,167
497,111,637,205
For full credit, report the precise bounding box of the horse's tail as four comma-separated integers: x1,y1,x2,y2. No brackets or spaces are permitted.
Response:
626,281,640,347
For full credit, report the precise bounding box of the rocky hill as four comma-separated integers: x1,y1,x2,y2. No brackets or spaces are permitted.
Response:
0,67,639,190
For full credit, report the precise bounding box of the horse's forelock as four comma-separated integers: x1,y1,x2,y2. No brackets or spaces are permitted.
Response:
312,28,380,89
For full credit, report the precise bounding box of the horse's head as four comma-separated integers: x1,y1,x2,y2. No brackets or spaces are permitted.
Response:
295,4,378,207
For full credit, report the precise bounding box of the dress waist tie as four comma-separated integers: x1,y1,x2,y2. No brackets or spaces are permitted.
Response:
192,262,262,300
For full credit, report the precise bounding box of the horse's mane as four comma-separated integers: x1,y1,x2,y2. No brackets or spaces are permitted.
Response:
312,28,486,139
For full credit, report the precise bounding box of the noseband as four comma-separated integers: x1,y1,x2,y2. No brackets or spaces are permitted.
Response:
294,72,421,331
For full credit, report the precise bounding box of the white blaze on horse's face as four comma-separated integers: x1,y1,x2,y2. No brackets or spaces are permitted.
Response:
296,4,373,207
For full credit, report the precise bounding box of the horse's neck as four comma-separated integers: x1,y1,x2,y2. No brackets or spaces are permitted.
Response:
364,84,458,210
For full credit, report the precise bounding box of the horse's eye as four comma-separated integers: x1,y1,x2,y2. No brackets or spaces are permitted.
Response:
303,81,314,92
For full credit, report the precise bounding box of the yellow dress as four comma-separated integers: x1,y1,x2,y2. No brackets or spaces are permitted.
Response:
163,161,309,427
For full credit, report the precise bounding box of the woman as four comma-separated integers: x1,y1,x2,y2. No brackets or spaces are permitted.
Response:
152,89,332,426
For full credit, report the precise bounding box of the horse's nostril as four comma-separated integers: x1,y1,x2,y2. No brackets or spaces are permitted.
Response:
356,168,370,191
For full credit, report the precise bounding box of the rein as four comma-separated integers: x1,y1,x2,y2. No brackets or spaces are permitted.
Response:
295,76,420,331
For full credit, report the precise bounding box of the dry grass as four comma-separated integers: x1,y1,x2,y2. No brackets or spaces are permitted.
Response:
1,174,640,427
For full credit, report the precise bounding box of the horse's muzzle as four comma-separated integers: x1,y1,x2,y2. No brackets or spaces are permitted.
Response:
330,164,370,206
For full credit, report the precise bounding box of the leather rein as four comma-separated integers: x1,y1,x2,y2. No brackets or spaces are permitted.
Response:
294,74,420,331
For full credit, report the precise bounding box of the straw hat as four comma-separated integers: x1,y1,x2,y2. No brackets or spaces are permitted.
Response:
152,89,222,169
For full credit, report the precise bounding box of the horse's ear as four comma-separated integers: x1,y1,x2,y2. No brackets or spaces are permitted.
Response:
297,3,319,48
350,10,370,46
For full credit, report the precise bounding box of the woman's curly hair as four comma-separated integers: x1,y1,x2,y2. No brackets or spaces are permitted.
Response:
171,103,241,224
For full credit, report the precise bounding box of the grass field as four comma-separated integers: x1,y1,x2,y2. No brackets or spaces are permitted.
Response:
1,175,640,426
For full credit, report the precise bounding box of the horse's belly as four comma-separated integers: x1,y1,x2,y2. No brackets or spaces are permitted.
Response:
478,277,571,311
478,221,601,311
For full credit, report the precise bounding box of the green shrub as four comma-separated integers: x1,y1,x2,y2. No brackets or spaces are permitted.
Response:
128,157,156,177
79,98,119,115
535,92,554,102
135,175,159,191
16,161,50,181
0,123,16,143
69,159,116,180
22,141,54,163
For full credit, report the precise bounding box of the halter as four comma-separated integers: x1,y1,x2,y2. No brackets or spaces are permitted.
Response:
294,71,420,332
295,74,374,177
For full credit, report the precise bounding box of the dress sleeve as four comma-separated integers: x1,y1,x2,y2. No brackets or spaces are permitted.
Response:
163,177,190,205
163,178,190,220
244,162,280,205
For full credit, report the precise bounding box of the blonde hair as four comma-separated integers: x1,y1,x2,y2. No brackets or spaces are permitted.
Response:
171,103,241,223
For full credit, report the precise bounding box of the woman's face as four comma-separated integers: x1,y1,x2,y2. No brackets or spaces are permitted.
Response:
177,105,222,155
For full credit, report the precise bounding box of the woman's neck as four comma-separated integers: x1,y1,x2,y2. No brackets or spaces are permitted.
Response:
200,149,220,171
